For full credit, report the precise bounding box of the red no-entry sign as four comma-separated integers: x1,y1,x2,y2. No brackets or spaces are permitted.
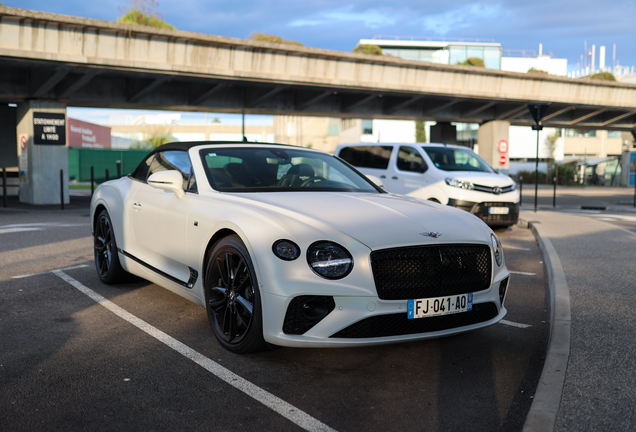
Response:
499,155,507,166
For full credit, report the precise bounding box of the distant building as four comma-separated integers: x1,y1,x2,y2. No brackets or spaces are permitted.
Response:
67,118,112,148
358,36,502,69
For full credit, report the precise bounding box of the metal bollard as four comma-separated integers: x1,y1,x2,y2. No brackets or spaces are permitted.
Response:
116,160,121,178
519,177,523,206
2,167,7,208
105,169,109,182
553,176,557,208
60,169,64,210
91,166,94,197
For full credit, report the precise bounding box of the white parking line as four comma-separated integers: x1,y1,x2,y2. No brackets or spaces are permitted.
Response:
508,270,537,276
12,264,90,279
499,319,532,328
51,270,336,432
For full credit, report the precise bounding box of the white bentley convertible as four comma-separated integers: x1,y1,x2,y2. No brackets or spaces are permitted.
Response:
90,142,510,353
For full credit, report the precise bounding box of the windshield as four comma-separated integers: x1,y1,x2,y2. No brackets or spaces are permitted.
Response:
423,146,495,173
200,147,381,193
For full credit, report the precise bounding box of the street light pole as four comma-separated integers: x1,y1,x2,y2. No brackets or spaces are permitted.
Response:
527,103,549,213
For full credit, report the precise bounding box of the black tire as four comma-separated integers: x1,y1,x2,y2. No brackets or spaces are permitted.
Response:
204,235,268,354
94,209,129,284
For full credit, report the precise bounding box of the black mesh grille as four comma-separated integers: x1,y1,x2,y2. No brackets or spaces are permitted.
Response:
472,202,519,225
282,296,335,335
370,245,491,300
330,302,498,338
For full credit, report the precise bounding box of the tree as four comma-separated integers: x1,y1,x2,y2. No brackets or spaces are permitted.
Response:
353,44,383,55
249,33,303,46
544,130,560,183
117,0,174,29
457,57,485,67
415,121,427,142
589,72,616,81
528,67,549,74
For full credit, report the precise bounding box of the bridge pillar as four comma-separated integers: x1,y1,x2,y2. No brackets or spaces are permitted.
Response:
430,122,457,144
477,120,510,172
17,101,69,205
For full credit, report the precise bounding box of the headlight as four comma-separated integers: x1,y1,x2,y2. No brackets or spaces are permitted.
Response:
445,178,474,190
272,239,300,261
307,241,353,279
491,234,503,266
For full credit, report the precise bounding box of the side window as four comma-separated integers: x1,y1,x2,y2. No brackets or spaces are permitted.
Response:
397,146,427,173
338,146,393,169
131,154,154,182
148,150,196,192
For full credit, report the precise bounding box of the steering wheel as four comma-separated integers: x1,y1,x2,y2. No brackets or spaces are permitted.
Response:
300,176,327,187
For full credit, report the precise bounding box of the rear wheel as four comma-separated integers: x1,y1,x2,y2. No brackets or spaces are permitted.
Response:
204,235,267,353
94,209,129,284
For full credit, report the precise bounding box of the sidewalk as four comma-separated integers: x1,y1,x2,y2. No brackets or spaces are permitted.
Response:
521,210,636,431
0,194,91,212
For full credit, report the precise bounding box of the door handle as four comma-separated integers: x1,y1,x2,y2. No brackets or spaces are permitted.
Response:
132,202,142,210
380,175,386,179
392,176,398,180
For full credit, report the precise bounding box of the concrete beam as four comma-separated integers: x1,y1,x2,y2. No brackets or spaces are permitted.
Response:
129,76,173,103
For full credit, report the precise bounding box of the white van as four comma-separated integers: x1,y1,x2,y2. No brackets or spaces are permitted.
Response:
335,143,519,227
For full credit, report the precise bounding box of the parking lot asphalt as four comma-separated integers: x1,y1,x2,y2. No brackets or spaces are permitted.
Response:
1,192,549,431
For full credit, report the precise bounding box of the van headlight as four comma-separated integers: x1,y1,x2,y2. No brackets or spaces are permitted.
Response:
445,178,474,190
491,234,503,266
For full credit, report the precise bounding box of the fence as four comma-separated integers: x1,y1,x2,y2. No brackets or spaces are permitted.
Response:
68,148,148,183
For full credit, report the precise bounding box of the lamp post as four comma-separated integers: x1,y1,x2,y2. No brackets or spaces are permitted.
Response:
528,104,549,213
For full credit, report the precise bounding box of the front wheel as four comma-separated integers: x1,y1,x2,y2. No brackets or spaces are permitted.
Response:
204,235,267,353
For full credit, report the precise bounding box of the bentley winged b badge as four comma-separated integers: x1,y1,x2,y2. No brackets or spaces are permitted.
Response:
420,231,442,238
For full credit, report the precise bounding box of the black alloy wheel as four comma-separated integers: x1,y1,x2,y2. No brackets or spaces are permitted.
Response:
205,235,267,353
94,209,128,284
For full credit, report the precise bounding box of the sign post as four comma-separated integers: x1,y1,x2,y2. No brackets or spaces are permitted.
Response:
528,104,549,213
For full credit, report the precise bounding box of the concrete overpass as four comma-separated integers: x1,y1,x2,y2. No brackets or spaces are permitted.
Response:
1,6,636,131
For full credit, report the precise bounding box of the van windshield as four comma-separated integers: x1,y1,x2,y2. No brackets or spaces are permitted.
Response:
423,146,495,173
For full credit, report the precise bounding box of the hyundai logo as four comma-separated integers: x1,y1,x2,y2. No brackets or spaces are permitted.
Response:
492,186,502,195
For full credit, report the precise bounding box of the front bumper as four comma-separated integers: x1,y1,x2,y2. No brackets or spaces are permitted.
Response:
260,274,509,348
448,199,520,226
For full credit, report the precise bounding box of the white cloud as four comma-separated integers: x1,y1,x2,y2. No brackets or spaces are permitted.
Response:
421,4,502,35
290,7,397,29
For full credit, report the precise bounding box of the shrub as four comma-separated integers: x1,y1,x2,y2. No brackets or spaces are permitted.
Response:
589,72,616,81
353,44,383,55
457,57,485,67
250,33,303,46
528,67,549,74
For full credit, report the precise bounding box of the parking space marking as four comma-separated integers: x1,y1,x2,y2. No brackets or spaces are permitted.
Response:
508,270,537,276
12,264,90,279
499,319,532,328
51,270,336,432
0,222,90,234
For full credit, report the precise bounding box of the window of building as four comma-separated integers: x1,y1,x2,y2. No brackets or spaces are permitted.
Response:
563,129,596,138
362,120,373,135
607,130,622,138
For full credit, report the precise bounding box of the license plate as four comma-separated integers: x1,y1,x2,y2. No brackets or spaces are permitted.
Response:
489,207,509,215
407,293,473,319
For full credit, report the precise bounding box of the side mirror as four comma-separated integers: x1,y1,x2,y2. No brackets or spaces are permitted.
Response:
366,174,385,189
148,170,185,198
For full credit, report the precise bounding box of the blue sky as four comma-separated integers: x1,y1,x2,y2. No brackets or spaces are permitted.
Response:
6,0,636,125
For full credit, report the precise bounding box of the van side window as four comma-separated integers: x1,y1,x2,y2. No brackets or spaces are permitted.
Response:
338,146,393,169
397,146,427,173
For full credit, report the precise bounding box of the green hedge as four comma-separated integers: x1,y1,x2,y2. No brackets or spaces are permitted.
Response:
68,148,149,183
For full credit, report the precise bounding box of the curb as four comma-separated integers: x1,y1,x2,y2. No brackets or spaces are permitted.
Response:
521,220,571,432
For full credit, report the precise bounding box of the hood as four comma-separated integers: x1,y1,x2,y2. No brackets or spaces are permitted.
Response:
444,171,514,187
236,192,491,250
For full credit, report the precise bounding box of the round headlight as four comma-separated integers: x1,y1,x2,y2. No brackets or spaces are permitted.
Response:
491,234,502,266
272,240,300,261
307,241,353,279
